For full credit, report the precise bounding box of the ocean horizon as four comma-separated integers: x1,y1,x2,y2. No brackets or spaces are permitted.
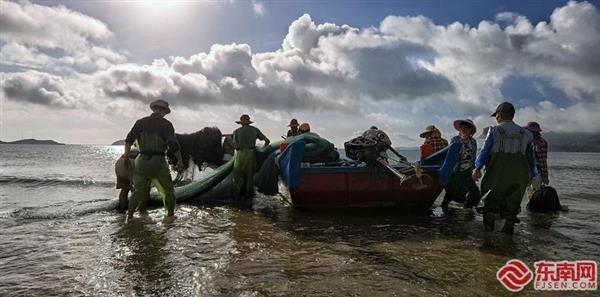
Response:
1,144,598,296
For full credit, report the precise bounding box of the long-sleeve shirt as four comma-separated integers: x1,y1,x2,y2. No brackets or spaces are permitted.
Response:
475,121,537,177
233,125,268,150
533,136,549,180
125,113,180,153
424,136,448,153
450,136,476,172
287,129,301,138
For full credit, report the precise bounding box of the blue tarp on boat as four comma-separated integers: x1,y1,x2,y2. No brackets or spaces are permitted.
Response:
278,141,305,189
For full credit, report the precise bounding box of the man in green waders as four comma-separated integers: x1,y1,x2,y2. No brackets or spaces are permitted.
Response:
122,99,184,220
232,114,270,199
473,102,537,234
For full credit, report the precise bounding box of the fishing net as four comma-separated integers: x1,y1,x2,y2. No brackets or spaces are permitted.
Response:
146,133,339,205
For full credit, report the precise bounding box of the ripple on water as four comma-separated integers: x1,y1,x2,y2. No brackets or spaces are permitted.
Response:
1,194,599,297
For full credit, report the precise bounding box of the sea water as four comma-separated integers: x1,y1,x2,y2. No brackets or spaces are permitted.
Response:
1,144,599,296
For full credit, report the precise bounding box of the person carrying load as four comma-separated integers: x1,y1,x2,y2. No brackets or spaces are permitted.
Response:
522,121,566,212
442,119,480,209
523,122,549,191
232,114,270,199
473,102,537,234
122,99,184,219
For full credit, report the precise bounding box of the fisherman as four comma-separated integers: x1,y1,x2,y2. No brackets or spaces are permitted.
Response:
419,125,448,158
298,122,310,134
232,114,270,199
123,99,184,219
114,147,139,212
522,122,565,212
442,119,480,209
473,102,537,234
286,119,301,138
523,122,549,191
222,134,235,162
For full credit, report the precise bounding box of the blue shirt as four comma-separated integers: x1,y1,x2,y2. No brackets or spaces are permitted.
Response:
475,121,537,177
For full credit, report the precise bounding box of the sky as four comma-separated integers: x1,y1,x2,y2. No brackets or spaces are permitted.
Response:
1,0,599,146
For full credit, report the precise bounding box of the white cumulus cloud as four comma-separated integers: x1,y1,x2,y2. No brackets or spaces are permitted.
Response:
0,0,126,72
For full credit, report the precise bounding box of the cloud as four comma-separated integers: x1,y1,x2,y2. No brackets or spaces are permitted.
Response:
379,1,600,117
0,42,53,68
99,14,454,114
1,71,79,107
0,0,125,72
2,1,600,145
252,1,265,17
81,2,600,137
518,101,600,134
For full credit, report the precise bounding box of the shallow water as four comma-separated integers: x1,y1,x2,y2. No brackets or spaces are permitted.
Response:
1,144,599,296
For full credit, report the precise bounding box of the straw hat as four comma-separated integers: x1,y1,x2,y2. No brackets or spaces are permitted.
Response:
299,123,310,132
236,114,253,124
149,99,171,114
419,125,439,138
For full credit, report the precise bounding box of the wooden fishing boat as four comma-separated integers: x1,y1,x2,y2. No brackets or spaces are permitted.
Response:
280,165,443,210
278,142,459,211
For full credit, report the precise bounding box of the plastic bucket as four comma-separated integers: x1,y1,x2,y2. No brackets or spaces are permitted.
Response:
279,142,289,152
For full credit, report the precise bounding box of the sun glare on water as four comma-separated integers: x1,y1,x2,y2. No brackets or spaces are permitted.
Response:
141,0,178,10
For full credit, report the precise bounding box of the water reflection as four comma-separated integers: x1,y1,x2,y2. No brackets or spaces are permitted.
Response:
526,211,560,229
113,217,173,296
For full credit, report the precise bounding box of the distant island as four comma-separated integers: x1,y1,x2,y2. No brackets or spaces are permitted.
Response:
112,139,126,145
544,132,600,152
0,138,65,145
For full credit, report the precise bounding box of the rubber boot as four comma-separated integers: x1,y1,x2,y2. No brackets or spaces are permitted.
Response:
501,219,516,234
440,196,451,209
483,212,495,232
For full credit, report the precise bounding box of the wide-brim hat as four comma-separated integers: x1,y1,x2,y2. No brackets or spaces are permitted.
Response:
419,125,439,138
299,123,310,132
236,114,253,124
288,118,299,127
149,99,171,114
523,121,542,132
453,119,476,134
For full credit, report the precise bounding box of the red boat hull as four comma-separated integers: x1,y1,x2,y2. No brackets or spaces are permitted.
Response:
282,168,443,211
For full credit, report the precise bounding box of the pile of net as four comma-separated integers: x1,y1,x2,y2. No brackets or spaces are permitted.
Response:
147,132,339,205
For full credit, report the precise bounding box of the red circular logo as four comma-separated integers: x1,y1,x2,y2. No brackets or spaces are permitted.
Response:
497,259,534,292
